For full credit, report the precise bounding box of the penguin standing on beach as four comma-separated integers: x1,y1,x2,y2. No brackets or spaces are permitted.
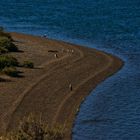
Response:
43,34,47,38
54,53,58,58
69,83,73,91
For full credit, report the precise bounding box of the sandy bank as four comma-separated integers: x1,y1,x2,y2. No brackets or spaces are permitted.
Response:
0,32,123,139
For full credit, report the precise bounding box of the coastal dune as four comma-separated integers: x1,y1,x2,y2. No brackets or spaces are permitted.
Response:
0,33,123,139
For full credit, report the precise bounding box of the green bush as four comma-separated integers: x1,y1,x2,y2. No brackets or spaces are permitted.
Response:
0,37,18,52
0,114,65,140
2,67,18,77
23,61,34,68
0,55,19,70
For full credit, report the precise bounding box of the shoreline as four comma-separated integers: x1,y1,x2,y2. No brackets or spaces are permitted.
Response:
0,32,123,139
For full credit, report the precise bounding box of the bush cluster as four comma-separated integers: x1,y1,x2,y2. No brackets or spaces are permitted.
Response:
0,55,19,77
23,61,34,68
0,37,18,52
0,55,19,70
0,27,34,78
2,67,18,77
0,28,18,53
0,27,13,41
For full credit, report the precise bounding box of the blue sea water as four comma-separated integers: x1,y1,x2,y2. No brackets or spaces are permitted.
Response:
0,0,140,139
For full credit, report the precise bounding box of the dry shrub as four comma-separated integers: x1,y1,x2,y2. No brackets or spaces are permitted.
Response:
0,114,65,140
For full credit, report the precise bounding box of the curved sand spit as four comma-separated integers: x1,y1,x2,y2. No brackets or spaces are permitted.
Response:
0,32,123,139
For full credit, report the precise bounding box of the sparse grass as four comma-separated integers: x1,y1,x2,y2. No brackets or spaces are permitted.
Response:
0,114,65,140
22,61,34,68
0,55,19,70
0,37,18,52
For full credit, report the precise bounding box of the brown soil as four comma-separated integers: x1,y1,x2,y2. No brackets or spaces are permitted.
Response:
0,32,123,139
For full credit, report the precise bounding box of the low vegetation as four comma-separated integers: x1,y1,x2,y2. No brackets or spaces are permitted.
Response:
0,55,18,69
0,27,18,53
0,55,19,70
0,55,19,77
0,114,65,140
2,67,19,77
0,47,8,54
0,37,18,52
0,27,34,78
0,27,13,41
23,60,34,68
